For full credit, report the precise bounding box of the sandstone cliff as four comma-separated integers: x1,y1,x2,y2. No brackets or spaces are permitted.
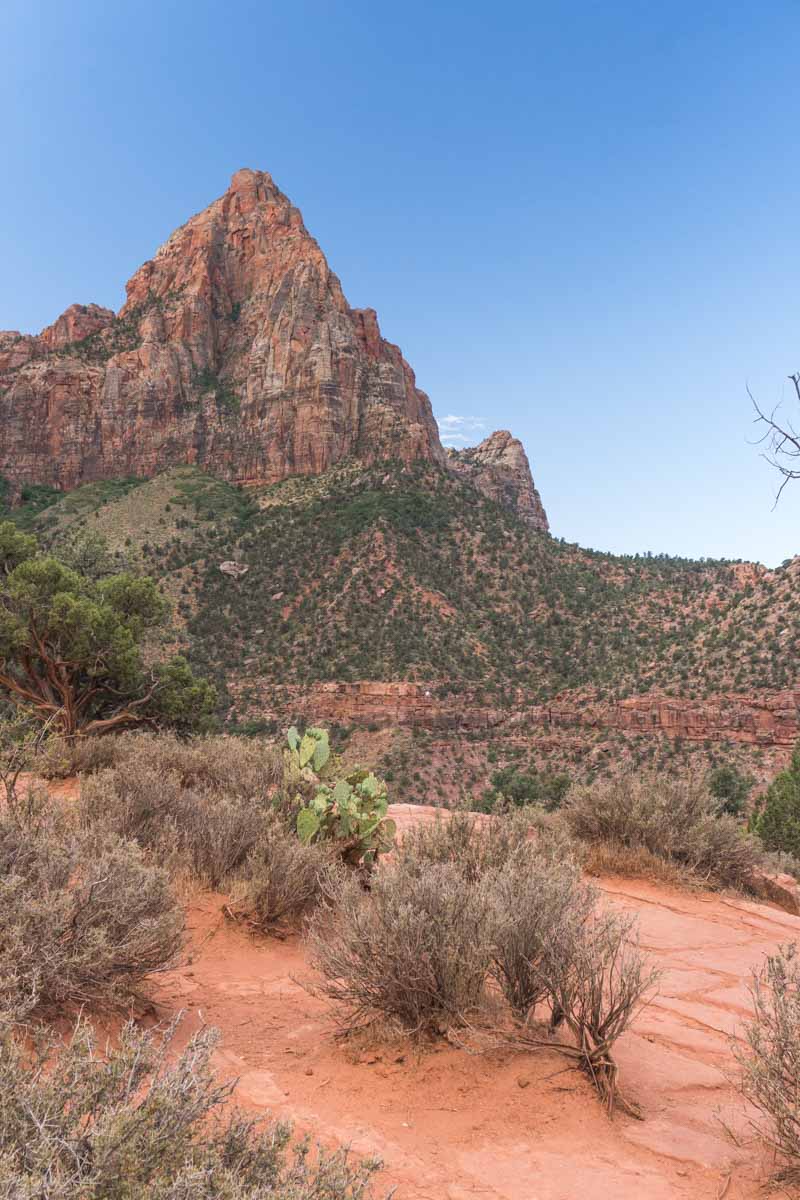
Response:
448,430,549,531
0,170,454,493
296,680,800,747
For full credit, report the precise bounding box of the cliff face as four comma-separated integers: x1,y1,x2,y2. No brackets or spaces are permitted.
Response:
297,681,800,747
0,169,448,492
448,431,549,531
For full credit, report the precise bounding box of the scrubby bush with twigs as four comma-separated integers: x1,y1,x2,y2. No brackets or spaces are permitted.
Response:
533,907,659,1116
0,1015,382,1199
564,772,759,889
307,862,493,1035
735,943,800,1182
394,807,531,882
0,801,182,1015
488,844,596,1023
309,813,658,1114
74,729,282,796
33,730,123,779
79,733,282,888
483,837,657,1114
233,818,333,931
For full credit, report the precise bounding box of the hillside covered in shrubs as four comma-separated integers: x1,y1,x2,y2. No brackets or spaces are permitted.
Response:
5,460,799,717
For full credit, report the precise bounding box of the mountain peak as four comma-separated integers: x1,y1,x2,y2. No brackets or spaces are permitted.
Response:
448,431,549,531
229,166,262,188
0,172,546,531
0,171,446,493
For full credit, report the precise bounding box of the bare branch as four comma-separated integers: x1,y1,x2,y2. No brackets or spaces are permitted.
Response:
749,375,800,507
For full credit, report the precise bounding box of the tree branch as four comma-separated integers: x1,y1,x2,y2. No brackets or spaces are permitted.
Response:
750,375,800,508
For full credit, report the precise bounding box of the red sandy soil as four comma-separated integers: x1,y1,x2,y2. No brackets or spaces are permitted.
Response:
137,805,799,1200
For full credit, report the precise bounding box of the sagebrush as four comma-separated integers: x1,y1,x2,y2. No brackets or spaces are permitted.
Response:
394,808,532,882
307,861,492,1034
735,943,800,1181
564,773,759,889
488,845,596,1022
0,1016,382,1199
308,816,658,1112
0,802,182,1015
79,732,282,888
234,818,333,931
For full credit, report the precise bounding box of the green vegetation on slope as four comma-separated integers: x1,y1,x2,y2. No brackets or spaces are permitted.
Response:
6,459,798,714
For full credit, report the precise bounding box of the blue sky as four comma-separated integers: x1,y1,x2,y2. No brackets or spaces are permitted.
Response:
3,1,800,565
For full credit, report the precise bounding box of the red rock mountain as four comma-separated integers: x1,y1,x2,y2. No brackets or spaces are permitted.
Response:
0,169,548,527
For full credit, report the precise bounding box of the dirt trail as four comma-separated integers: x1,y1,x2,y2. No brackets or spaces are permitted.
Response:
151,805,798,1199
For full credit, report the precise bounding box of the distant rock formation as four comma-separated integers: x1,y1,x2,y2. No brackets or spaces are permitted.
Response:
0,170,445,492
300,680,800,747
0,170,549,532
448,430,549,531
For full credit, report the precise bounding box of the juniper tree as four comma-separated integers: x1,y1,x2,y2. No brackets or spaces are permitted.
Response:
0,522,215,736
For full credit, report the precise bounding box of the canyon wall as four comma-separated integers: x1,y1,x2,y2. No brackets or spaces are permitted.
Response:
298,680,800,746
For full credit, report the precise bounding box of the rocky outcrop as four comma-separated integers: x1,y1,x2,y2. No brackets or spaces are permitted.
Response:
448,431,549,531
305,681,502,730
295,680,800,746
544,689,800,747
747,867,800,915
0,169,448,493
38,303,115,350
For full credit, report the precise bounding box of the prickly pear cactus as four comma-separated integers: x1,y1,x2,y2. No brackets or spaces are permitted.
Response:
286,725,330,774
286,726,396,866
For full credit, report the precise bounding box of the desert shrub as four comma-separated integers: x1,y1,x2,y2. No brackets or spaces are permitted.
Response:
484,838,658,1112
97,730,282,797
580,839,693,888
307,816,656,1114
0,1017,382,1199
395,808,532,883
33,732,122,779
489,845,596,1022
234,819,332,930
564,773,760,889
536,907,659,1115
186,790,276,888
0,812,182,1014
306,863,492,1033
80,734,282,887
80,759,182,848
735,943,800,1180
754,745,800,857
40,726,280,789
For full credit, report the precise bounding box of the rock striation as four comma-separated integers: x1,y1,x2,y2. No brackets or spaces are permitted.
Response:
448,431,549,531
295,680,800,746
0,170,459,494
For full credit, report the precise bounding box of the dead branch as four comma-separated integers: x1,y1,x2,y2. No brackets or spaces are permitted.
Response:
750,373,800,507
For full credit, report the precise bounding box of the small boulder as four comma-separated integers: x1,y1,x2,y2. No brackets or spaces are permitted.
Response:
219,560,249,578
747,868,800,916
